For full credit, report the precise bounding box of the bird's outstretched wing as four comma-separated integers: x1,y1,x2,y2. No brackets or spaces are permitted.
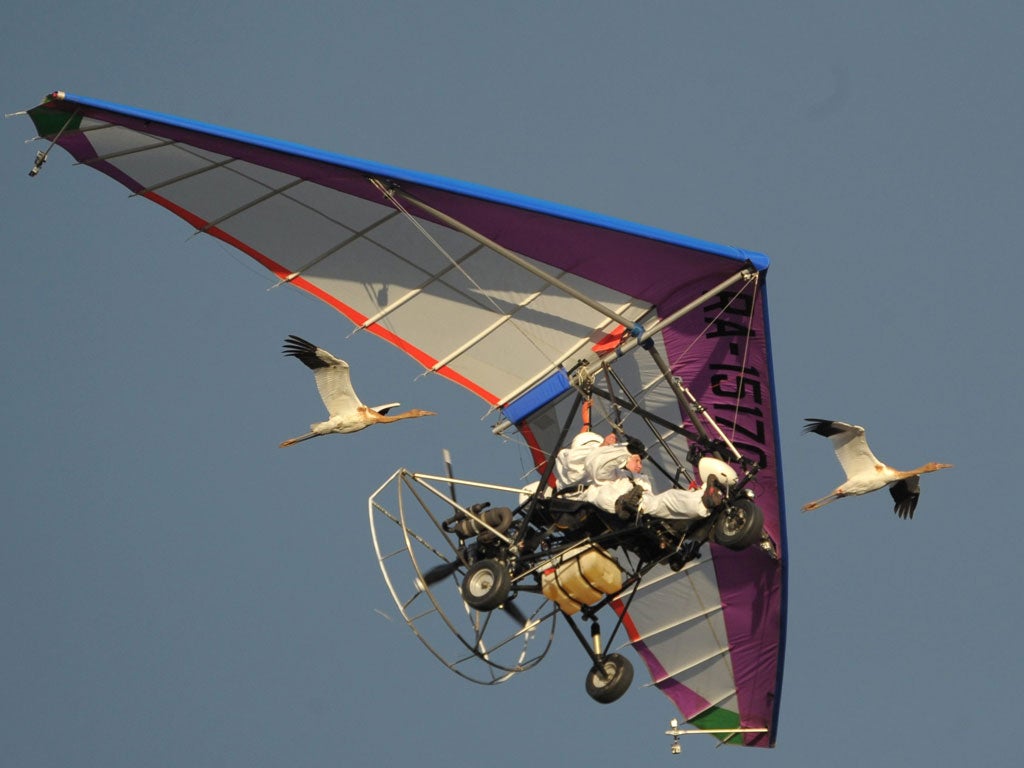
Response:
803,419,882,480
282,335,364,417
889,476,920,519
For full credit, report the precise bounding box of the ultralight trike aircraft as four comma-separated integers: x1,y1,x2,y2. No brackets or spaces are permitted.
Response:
21,91,787,749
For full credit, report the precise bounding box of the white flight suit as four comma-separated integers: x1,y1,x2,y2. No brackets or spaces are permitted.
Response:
518,433,606,507
552,433,604,494
553,447,593,490
583,445,708,525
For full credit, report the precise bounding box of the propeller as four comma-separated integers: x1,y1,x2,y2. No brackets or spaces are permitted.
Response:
415,559,528,628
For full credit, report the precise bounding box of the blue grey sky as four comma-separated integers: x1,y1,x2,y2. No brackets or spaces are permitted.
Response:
3,2,1020,765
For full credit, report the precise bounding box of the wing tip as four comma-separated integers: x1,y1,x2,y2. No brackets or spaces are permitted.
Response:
802,418,858,438
282,334,313,354
282,334,335,370
889,480,919,520
802,418,832,436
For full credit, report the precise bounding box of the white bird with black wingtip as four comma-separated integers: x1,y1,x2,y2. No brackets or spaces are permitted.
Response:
279,335,436,447
802,419,952,519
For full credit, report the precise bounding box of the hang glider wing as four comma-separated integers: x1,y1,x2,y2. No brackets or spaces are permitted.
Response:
24,91,786,746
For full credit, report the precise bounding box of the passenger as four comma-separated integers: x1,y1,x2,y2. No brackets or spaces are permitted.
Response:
583,443,731,529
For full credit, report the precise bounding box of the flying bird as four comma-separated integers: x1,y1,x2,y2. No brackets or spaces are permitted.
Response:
279,335,436,447
801,419,952,519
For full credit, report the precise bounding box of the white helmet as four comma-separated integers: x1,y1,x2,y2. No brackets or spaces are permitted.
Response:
698,457,739,487
570,431,603,450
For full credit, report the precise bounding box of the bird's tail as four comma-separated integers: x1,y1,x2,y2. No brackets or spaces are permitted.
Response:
279,432,317,448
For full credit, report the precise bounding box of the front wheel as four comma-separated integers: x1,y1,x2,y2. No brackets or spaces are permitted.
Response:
461,559,511,610
713,498,764,550
585,653,633,704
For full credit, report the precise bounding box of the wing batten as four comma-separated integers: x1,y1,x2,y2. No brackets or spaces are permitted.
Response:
355,243,481,329
623,600,727,645
198,177,305,233
137,155,236,196
89,136,178,166
647,645,733,686
282,212,404,289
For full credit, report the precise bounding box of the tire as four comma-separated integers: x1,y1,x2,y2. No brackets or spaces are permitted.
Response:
585,653,634,704
461,559,512,611
713,498,764,550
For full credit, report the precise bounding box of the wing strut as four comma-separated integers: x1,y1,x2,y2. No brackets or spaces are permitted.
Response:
642,341,741,461
384,185,647,337
617,268,757,355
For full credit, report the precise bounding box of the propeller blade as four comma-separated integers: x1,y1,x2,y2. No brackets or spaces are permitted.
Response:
443,448,457,504
418,560,461,588
502,599,529,627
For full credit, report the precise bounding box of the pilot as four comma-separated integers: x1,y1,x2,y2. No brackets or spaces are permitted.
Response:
553,431,616,494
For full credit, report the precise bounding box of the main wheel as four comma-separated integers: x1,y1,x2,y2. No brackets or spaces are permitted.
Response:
585,653,634,704
461,559,512,610
713,498,764,550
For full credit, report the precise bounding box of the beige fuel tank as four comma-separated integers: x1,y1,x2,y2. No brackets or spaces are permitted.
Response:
541,545,622,615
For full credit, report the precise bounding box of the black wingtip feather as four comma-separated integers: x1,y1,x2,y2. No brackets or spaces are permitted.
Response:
282,335,329,370
889,481,919,520
802,418,841,437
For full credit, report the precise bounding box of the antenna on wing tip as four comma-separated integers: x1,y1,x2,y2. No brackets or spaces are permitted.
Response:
25,107,81,178
667,718,683,755
663,718,769,753
29,150,47,177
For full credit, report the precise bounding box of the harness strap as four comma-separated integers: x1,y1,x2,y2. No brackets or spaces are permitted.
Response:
556,483,592,497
